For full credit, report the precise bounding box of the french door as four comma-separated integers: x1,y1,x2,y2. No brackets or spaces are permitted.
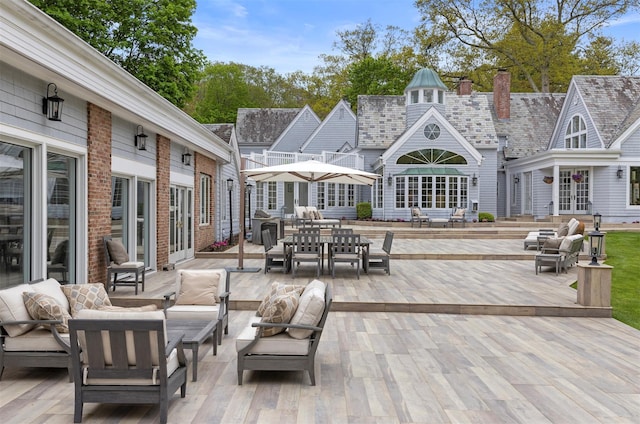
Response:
169,186,193,263
559,169,590,214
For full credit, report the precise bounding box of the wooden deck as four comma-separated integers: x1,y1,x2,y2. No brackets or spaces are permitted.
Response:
1,226,639,423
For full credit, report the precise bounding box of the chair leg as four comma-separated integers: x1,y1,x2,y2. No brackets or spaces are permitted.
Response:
73,398,83,423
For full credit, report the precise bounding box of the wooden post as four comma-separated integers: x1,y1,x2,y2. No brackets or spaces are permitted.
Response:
577,263,612,307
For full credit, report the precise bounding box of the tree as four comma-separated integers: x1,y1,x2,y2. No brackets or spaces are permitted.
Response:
344,56,415,107
29,0,205,107
415,0,638,92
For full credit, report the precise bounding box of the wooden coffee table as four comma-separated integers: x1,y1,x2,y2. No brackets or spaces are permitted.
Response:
166,319,218,381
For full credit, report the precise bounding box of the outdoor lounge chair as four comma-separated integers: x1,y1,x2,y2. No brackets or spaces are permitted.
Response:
449,207,466,227
263,229,291,274
410,207,431,228
366,231,394,275
68,309,187,424
535,234,584,275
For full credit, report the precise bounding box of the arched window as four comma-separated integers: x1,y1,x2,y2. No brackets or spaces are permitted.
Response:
397,149,467,165
565,115,587,149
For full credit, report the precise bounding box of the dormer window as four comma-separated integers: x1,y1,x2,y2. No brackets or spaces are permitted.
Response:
410,90,419,104
565,115,587,149
424,89,433,103
438,90,444,103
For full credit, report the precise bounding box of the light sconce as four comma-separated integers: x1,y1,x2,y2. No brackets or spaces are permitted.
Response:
588,229,604,266
387,175,393,186
42,83,64,121
134,125,148,151
181,149,192,166
472,174,478,186
616,166,623,179
226,178,234,192
514,176,520,184
593,211,602,231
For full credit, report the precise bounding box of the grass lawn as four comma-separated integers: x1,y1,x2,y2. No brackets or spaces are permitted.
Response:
601,232,640,330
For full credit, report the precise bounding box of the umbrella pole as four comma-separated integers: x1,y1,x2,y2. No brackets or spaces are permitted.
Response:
228,157,260,273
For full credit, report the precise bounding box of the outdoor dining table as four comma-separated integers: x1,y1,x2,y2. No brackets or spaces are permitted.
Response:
281,234,372,275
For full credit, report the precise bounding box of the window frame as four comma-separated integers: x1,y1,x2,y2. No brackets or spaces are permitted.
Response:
199,173,211,226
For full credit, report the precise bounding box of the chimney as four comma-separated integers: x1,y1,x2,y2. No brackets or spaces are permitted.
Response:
457,78,472,95
493,69,511,119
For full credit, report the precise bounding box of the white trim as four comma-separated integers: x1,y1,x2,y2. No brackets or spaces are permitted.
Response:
170,171,194,187
112,156,155,180
383,108,484,165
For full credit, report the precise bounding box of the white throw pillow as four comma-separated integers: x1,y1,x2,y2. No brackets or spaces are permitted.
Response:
0,283,36,336
31,278,69,312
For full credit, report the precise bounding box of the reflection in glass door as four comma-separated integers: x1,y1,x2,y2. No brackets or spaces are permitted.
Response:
524,172,532,214
170,186,193,263
136,181,151,266
559,169,590,214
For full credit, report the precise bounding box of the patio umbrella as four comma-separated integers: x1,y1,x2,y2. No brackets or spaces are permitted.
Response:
242,159,379,186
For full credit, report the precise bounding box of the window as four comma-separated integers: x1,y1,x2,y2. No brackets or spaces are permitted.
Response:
199,174,211,225
328,184,336,207
317,183,325,209
111,176,129,245
565,115,587,148
438,90,444,104
397,149,467,165
424,89,433,103
267,182,277,210
423,124,441,140
630,166,640,206
347,184,355,207
256,182,264,210
395,174,467,209
338,184,345,207
373,178,383,208
410,90,419,104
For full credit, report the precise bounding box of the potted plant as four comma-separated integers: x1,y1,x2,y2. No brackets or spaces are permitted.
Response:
543,176,553,184
572,173,583,183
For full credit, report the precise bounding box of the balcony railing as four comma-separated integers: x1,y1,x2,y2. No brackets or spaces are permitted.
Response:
243,150,364,170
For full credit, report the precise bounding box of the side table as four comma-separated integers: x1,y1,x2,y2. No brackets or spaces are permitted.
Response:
166,319,218,381
535,253,561,275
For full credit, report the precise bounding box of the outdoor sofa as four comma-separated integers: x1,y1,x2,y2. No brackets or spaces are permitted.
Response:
294,206,341,228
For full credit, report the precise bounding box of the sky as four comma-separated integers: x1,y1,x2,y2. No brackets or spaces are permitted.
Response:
193,0,640,75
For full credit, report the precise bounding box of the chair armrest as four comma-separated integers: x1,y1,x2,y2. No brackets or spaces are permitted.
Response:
251,321,323,332
163,291,176,313
166,336,187,366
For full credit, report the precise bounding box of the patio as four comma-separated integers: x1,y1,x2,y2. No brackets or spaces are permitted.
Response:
1,225,639,423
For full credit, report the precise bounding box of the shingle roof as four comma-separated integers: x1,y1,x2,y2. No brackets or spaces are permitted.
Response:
488,93,565,159
235,108,301,146
203,124,234,144
357,95,406,148
445,94,498,146
573,76,640,147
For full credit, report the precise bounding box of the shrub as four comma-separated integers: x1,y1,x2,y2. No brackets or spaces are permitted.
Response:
356,202,372,219
478,212,495,222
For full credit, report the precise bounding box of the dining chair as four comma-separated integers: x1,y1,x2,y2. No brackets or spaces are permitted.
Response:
366,231,394,275
291,232,322,278
103,236,145,294
331,228,353,235
263,229,291,273
330,233,361,279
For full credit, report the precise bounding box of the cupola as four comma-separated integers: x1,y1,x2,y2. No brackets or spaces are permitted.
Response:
405,68,448,127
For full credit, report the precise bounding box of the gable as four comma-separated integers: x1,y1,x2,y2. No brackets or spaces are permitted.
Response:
301,101,357,154
235,108,300,148
269,105,321,152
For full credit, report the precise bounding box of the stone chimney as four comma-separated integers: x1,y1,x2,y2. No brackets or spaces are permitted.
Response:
493,69,511,119
457,78,472,95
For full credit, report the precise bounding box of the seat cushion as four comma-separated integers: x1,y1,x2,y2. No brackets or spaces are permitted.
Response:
236,316,310,355
288,279,326,340
175,270,220,306
110,261,145,269
166,304,219,321
106,239,130,265
0,283,36,337
23,292,71,333
61,283,112,317
4,327,70,352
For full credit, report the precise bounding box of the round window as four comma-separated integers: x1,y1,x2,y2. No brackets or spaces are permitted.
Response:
424,123,440,140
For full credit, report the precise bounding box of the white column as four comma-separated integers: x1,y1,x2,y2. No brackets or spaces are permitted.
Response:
552,165,560,216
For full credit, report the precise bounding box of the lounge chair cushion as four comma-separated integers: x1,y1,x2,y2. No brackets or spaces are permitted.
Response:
257,283,306,316
543,238,563,250
62,283,112,317
106,239,130,265
567,218,580,236
31,278,69,311
557,224,569,237
175,270,220,305
4,327,70,351
0,283,36,336
23,292,71,333
560,234,583,251
236,316,310,355
165,304,219,321
260,292,300,336
288,279,326,339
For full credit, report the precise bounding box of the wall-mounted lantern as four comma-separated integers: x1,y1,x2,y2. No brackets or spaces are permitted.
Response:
42,83,64,121
134,125,147,151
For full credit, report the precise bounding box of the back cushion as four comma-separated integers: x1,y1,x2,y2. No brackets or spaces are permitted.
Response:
257,282,306,316
0,283,36,336
288,279,326,339
557,224,569,237
175,270,220,305
106,239,130,265
61,283,112,317
567,218,579,236
31,278,69,312
174,269,226,304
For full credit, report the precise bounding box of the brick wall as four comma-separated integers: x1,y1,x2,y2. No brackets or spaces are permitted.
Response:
493,70,511,119
156,135,170,270
86,103,112,285
194,153,218,251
